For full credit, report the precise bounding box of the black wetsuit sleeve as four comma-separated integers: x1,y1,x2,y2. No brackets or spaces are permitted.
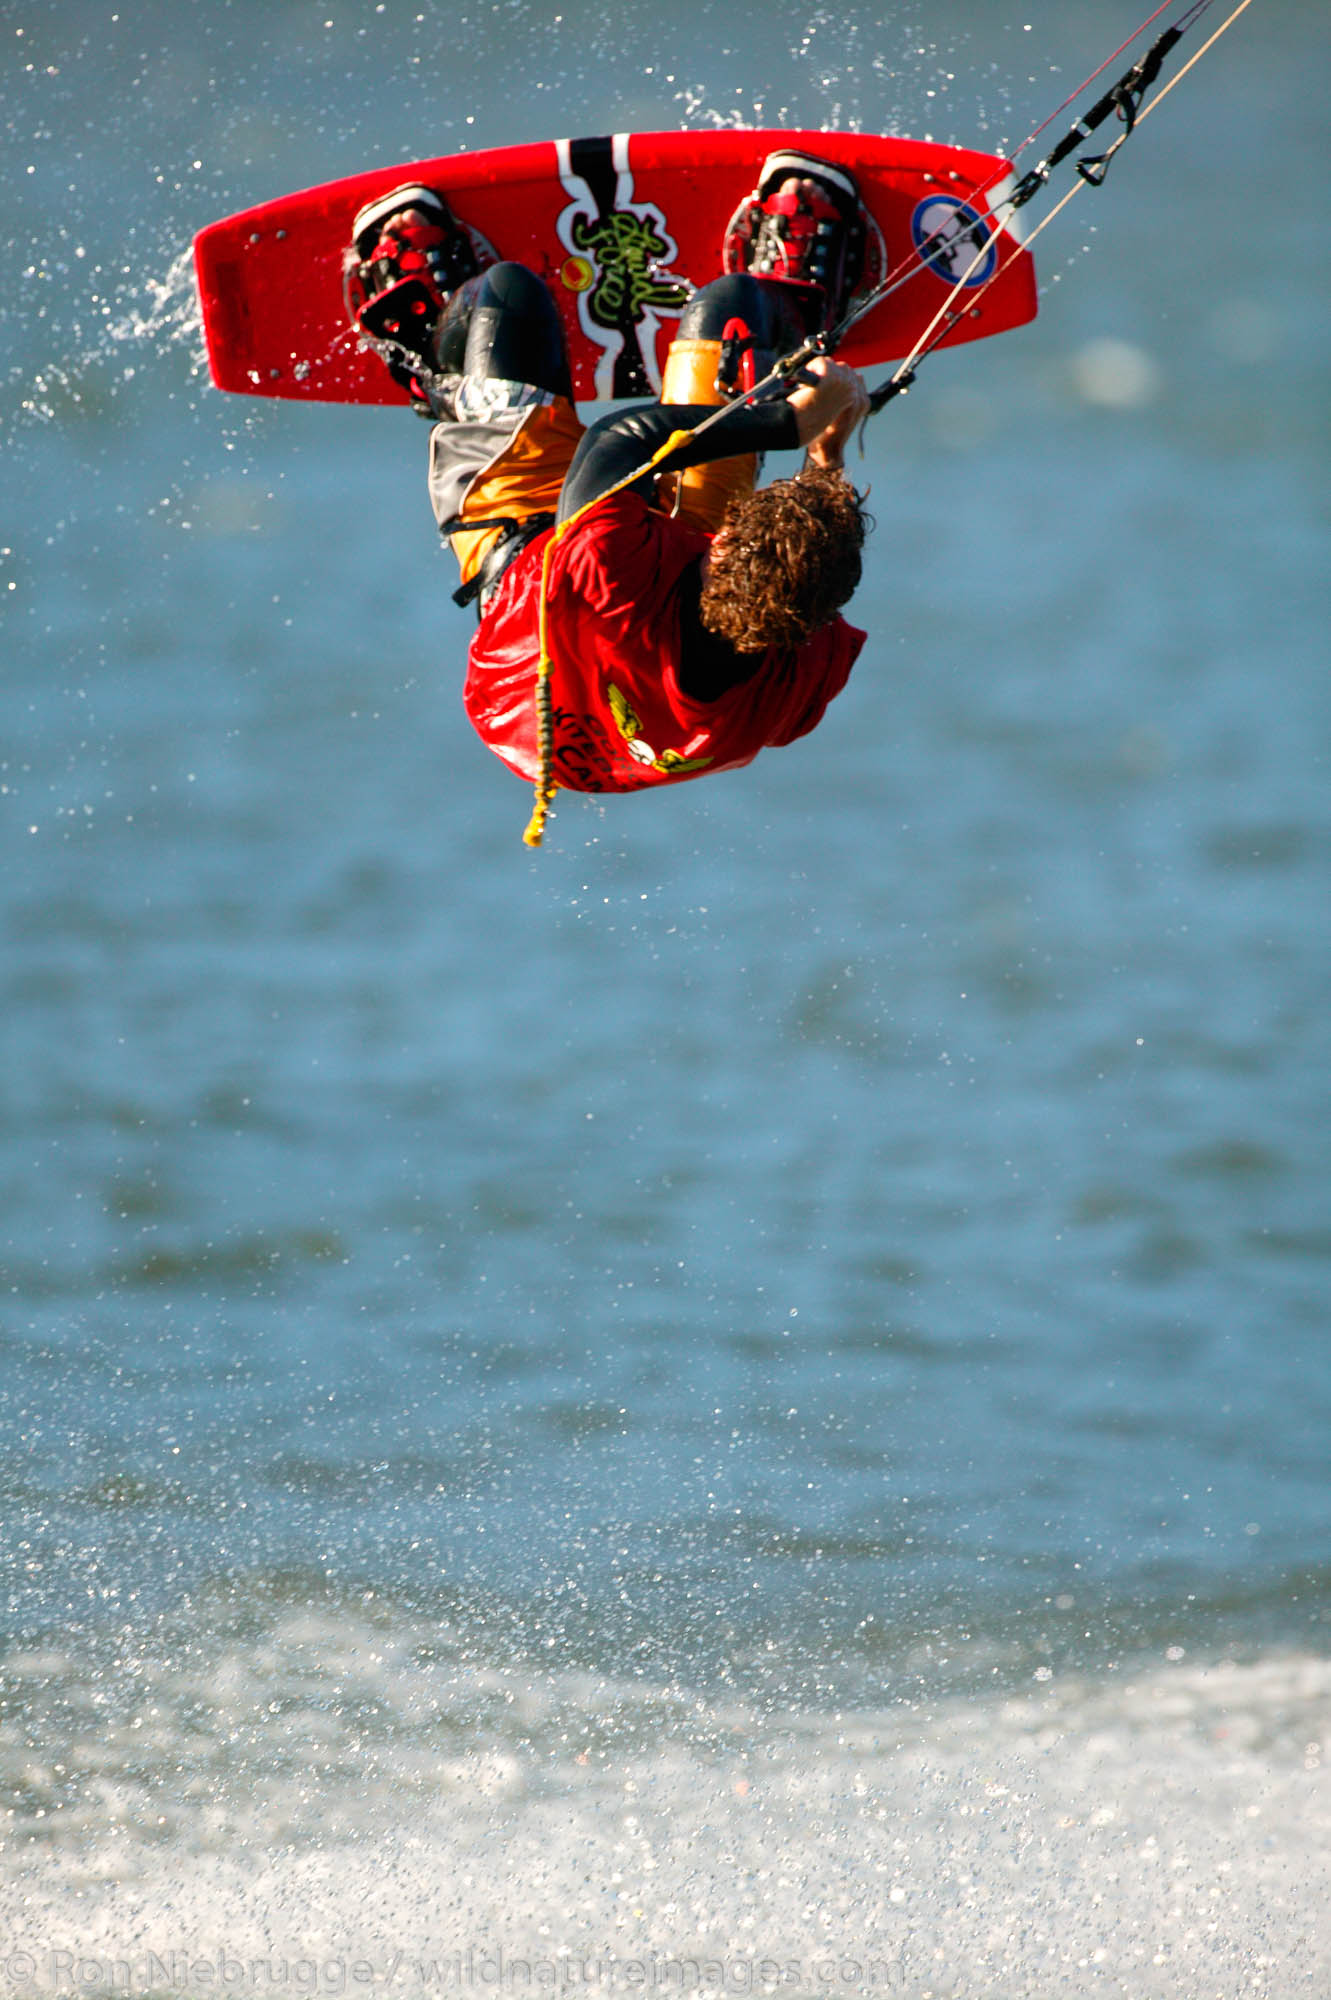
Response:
557,398,800,523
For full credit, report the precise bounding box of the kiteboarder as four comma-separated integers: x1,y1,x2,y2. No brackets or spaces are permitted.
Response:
343,153,874,835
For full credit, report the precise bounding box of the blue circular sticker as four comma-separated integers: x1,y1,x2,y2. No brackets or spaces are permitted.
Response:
911,195,997,287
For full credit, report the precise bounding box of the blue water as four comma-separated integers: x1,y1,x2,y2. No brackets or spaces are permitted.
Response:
2,2,1329,1995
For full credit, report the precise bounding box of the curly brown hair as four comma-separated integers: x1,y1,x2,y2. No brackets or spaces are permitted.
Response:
698,466,870,655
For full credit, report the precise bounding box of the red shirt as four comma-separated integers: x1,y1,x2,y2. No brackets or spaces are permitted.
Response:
463,491,865,795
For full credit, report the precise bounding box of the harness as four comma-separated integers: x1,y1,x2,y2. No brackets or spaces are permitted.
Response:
438,512,556,611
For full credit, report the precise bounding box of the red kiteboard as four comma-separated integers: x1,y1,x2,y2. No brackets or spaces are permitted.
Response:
194,129,1036,407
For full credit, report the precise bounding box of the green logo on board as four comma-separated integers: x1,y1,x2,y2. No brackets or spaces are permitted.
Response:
569,210,689,330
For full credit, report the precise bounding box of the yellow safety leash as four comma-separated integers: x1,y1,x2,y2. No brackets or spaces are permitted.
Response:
522,427,697,848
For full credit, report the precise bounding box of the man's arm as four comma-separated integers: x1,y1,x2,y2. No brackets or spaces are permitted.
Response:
557,397,801,523
555,355,870,522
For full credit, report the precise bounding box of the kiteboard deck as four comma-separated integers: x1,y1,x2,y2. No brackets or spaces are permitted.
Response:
194,128,1036,407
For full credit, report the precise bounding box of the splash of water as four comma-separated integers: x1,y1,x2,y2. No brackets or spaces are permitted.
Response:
8,245,205,429
107,245,203,353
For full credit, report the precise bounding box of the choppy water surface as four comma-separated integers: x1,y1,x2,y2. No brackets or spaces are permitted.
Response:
2,3,1328,1995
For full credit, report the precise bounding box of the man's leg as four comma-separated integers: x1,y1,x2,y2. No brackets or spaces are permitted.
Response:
422,262,584,599
344,189,584,603
431,261,573,401
655,273,808,533
656,152,869,533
